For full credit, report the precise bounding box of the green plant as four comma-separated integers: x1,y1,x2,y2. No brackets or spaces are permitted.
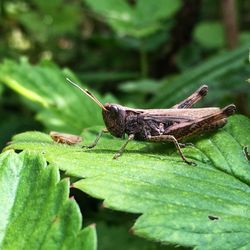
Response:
149,44,250,108
194,21,225,49
1,1,250,248
3,114,250,249
0,150,96,250
0,59,103,133
84,0,181,77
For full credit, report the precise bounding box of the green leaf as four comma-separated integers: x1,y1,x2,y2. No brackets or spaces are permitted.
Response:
84,0,181,38
119,79,160,94
0,150,97,250
5,115,250,249
194,21,225,49
18,1,81,41
149,44,249,108
0,59,104,133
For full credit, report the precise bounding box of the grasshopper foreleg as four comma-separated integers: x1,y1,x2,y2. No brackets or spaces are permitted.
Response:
147,135,194,165
83,128,108,149
113,134,135,159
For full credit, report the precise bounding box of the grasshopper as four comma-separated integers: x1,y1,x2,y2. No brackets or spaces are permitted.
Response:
67,78,236,164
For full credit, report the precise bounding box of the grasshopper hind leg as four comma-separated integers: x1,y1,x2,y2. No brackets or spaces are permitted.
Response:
171,85,208,109
222,104,236,116
147,135,194,165
199,104,236,133
147,104,235,165
205,118,227,132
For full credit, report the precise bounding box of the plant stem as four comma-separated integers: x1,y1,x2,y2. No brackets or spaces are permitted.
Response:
221,0,238,49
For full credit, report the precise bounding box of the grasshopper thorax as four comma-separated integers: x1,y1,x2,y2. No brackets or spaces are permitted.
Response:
102,103,126,138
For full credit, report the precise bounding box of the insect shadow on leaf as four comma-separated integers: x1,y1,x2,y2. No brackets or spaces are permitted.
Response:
243,146,250,161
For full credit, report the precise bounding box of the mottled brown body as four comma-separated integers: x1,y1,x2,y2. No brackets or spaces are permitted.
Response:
101,85,236,163
67,78,236,164
102,86,235,141
50,131,82,145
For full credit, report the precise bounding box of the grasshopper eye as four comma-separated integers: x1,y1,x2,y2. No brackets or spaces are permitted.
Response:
108,105,119,116
113,106,119,113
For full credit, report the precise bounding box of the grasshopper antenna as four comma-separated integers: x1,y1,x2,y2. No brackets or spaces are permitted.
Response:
66,78,108,111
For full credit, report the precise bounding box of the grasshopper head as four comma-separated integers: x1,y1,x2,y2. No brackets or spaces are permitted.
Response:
102,103,126,138
66,78,126,138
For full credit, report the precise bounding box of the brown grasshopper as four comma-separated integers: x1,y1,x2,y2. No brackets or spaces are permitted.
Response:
67,78,236,164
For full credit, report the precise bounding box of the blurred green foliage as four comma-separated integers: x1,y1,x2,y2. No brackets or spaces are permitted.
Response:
0,0,250,249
